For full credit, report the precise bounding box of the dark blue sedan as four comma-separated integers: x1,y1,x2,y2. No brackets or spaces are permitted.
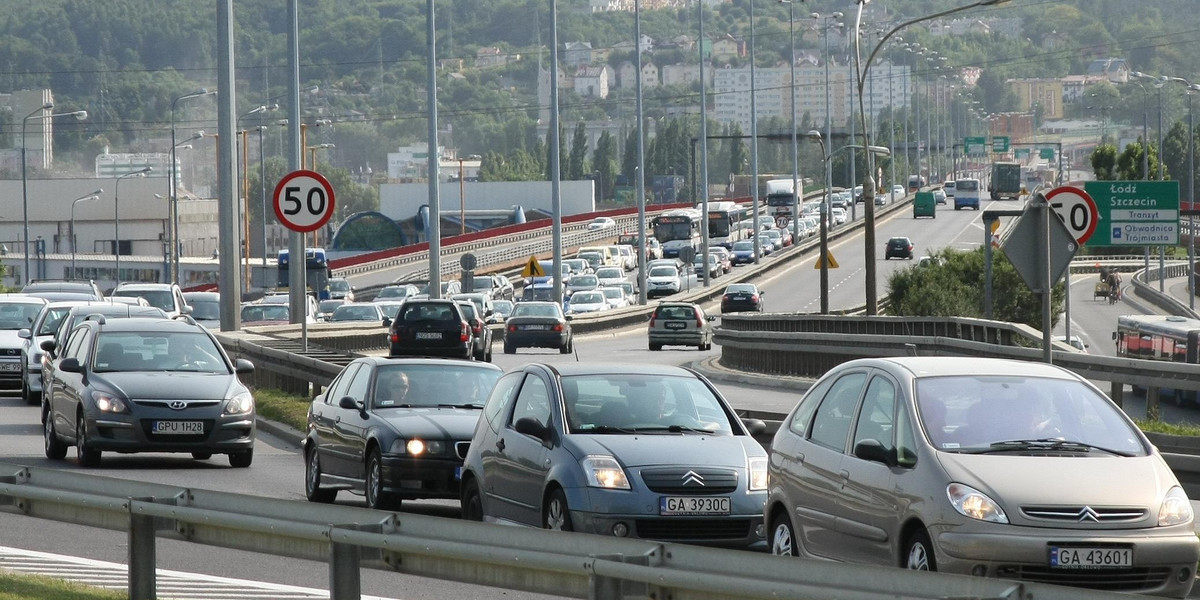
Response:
730,240,756,265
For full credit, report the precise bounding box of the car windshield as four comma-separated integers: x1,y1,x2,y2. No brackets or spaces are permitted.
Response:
378,286,413,299
472,277,493,290
371,364,500,409
457,303,479,320
493,301,514,316
726,284,755,294
187,300,220,321
732,241,754,251
114,289,174,312
36,306,75,336
572,292,604,304
329,280,350,292
916,375,1147,456
571,275,599,287
596,268,622,279
242,304,289,322
649,267,677,277
511,304,562,318
331,305,380,321
94,331,226,373
0,302,44,330
563,374,733,435
600,288,622,300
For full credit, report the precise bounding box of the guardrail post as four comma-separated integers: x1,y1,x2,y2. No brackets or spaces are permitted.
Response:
329,539,361,600
1111,381,1125,408
589,552,651,600
128,497,157,600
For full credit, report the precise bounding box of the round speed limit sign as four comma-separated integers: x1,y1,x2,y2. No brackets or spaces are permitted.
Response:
1045,186,1098,245
273,169,336,233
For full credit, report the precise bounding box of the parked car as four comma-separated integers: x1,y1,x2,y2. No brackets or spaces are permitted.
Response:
303,357,503,509
375,284,420,302
502,301,573,354
885,236,915,260
721,283,764,313
43,315,256,468
587,216,616,231
455,300,493,362
21,280,104,301
386,299,473,360
182,292,221,329
566,291,609,315
459,362,769,548
765,356,1199,597
648,301,715,351
0,294,49,394
327,277,356,302
328,302,387,323
645,265,682,299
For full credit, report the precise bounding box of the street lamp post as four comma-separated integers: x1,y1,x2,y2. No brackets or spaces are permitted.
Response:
170,89,216,284
782,0,799,243
69,189,103,278
853,0,1010,314
114,167,153,287
811,11,842,223
21,103,87,285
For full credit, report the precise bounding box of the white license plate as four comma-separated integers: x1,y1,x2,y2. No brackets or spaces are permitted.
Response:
1050,546,1132,569
660,496,730,516
522,324,548,330
665,322,687,330
152,421,205,435
415,332,442,340
0,362,19,372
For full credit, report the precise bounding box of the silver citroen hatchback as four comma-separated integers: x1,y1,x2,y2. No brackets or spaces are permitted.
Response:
766,356,1198,598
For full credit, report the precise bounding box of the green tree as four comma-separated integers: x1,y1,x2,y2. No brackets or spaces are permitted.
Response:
592,131,617,202
1091,144,1119,181
567,122,588,180
728,123,747,177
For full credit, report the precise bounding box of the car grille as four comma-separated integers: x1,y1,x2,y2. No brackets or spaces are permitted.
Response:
455,441,470,460
995,565,1170,592
0,348,19,357
133,400,222,410
635,518,751,541
1020,506,1148,524
641,468,738,494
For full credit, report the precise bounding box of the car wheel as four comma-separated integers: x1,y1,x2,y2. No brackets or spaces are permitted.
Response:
365,449,401,511
191,452,213,460
20,366,38,406
76,412,101,467
484,343,493,363
543,488,572,531
904,528,937,571
559,339,572,354
503,341,515,354
228,449,253,468
769,511,799,556
305,446,337,503
44,412,67,460
461,478,483,521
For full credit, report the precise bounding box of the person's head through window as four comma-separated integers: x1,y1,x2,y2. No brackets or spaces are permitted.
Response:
628,382,666,424
375,369,410,407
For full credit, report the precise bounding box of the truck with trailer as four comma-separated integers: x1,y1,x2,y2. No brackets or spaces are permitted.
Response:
989,161,1023,200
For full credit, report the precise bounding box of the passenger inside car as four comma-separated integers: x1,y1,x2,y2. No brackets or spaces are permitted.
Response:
374,369,410,407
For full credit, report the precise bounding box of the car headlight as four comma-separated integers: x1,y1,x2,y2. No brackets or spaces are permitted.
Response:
582,455,630,489
393,439,444,456
748,457,767,491
947,483,1008,523
91,391,128,414
30,352,42,366
222,391,254,416
1158,486,1193,526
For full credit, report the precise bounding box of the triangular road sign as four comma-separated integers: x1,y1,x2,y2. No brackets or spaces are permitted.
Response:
814,251,839,269
522,256,546,278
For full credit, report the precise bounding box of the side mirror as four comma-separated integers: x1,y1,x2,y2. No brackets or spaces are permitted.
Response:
234,358,255,375
338,396,364,412
515,417,552,445
853,439,896,467
18,328,31,340
564,315,573,321
382,317,392,327
60,357,82,374
742,418,767,436
40,339,57,354
707,315,717,322
759,290,766,296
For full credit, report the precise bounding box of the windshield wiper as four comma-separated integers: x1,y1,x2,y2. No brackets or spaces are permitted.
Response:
973,439,1133,457
584,425,636,434
628,425,716,434
437,403,483,409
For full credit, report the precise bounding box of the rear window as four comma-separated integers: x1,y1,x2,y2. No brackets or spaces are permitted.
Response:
649,267,677,277
955,180,979,191
656,305,697,320
400,303,458,322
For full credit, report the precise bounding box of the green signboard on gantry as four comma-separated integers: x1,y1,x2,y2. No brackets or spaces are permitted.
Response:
1084,180,1179,247
964,136,987,155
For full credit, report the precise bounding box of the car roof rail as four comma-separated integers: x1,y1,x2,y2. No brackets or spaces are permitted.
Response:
82,313,107,325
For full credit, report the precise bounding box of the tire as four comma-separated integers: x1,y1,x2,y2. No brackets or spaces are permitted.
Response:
44,412,67,460
76,413,101,467
904,528,937,571
461,478,483,521
365,449,401,511
305,447,337,503
228,449,253,468
484,344,493,362
20,365,38,406
769,511,799,556
543,488,572,531
559,339,572,354
191,451,213,460
503,341,515,354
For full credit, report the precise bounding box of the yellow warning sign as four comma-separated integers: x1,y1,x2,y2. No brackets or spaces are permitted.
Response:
814,251,839,269
522,256,546,278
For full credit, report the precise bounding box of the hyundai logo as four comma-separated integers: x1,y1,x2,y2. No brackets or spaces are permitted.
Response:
681,470,705,486
169,401,187,410
1077,507,1101,522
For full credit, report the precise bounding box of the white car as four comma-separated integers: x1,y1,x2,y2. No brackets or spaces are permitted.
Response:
566,290,609,314
646,265,683,298
598,286,630,309
831,207,847,225
594,266,626,287
586,217,616,231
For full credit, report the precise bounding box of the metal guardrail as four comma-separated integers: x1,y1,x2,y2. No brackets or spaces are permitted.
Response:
0,463,1132,600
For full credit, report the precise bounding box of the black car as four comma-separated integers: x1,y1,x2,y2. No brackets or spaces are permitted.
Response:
502,301,573,354
721,283,764,313
303,357,503,509
43,315,256,467
455,300,493,362
387,299,473,360
885,236,914,260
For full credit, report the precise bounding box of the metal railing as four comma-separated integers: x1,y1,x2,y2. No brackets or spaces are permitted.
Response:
0,462,1129,600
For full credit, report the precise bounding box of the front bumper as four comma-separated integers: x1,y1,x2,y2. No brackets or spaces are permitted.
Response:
380,453,464,500
506,330,569,349
86,409,255,454
565,485,767,549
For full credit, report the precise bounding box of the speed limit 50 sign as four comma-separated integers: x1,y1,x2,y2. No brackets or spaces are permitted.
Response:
273,169,336,233
1045,186,1098,245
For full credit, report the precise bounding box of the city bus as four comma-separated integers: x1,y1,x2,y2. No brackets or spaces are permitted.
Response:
701,201,750,249
277,247,332,300
764,179,800,226
1115,314,1200,402
651,209,702,258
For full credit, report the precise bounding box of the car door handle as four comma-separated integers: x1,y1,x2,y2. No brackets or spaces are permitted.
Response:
840,470,850,480
496,438,506,452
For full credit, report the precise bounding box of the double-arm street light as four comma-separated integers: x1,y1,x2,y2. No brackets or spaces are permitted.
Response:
21,103,88,285
853,0,1010,315
69,189,103,277
170,89,216,284
1167,76,1200,306
115,167,153,286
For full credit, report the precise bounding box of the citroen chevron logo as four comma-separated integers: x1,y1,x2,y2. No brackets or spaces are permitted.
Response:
169,401,187,410
681,470,705,486
1078,507,1100,522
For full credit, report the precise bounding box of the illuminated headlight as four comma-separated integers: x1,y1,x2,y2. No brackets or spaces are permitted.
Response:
582,455,630,489
91,391,128,414
748,457,768,491
1159,486,1193,526
400,439,444,456
947,483,1008,524
222,391,254,416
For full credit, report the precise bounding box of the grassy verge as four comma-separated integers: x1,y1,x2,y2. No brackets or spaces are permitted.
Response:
0,573,125,600
1134,418,1200,437
253,387,312,432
